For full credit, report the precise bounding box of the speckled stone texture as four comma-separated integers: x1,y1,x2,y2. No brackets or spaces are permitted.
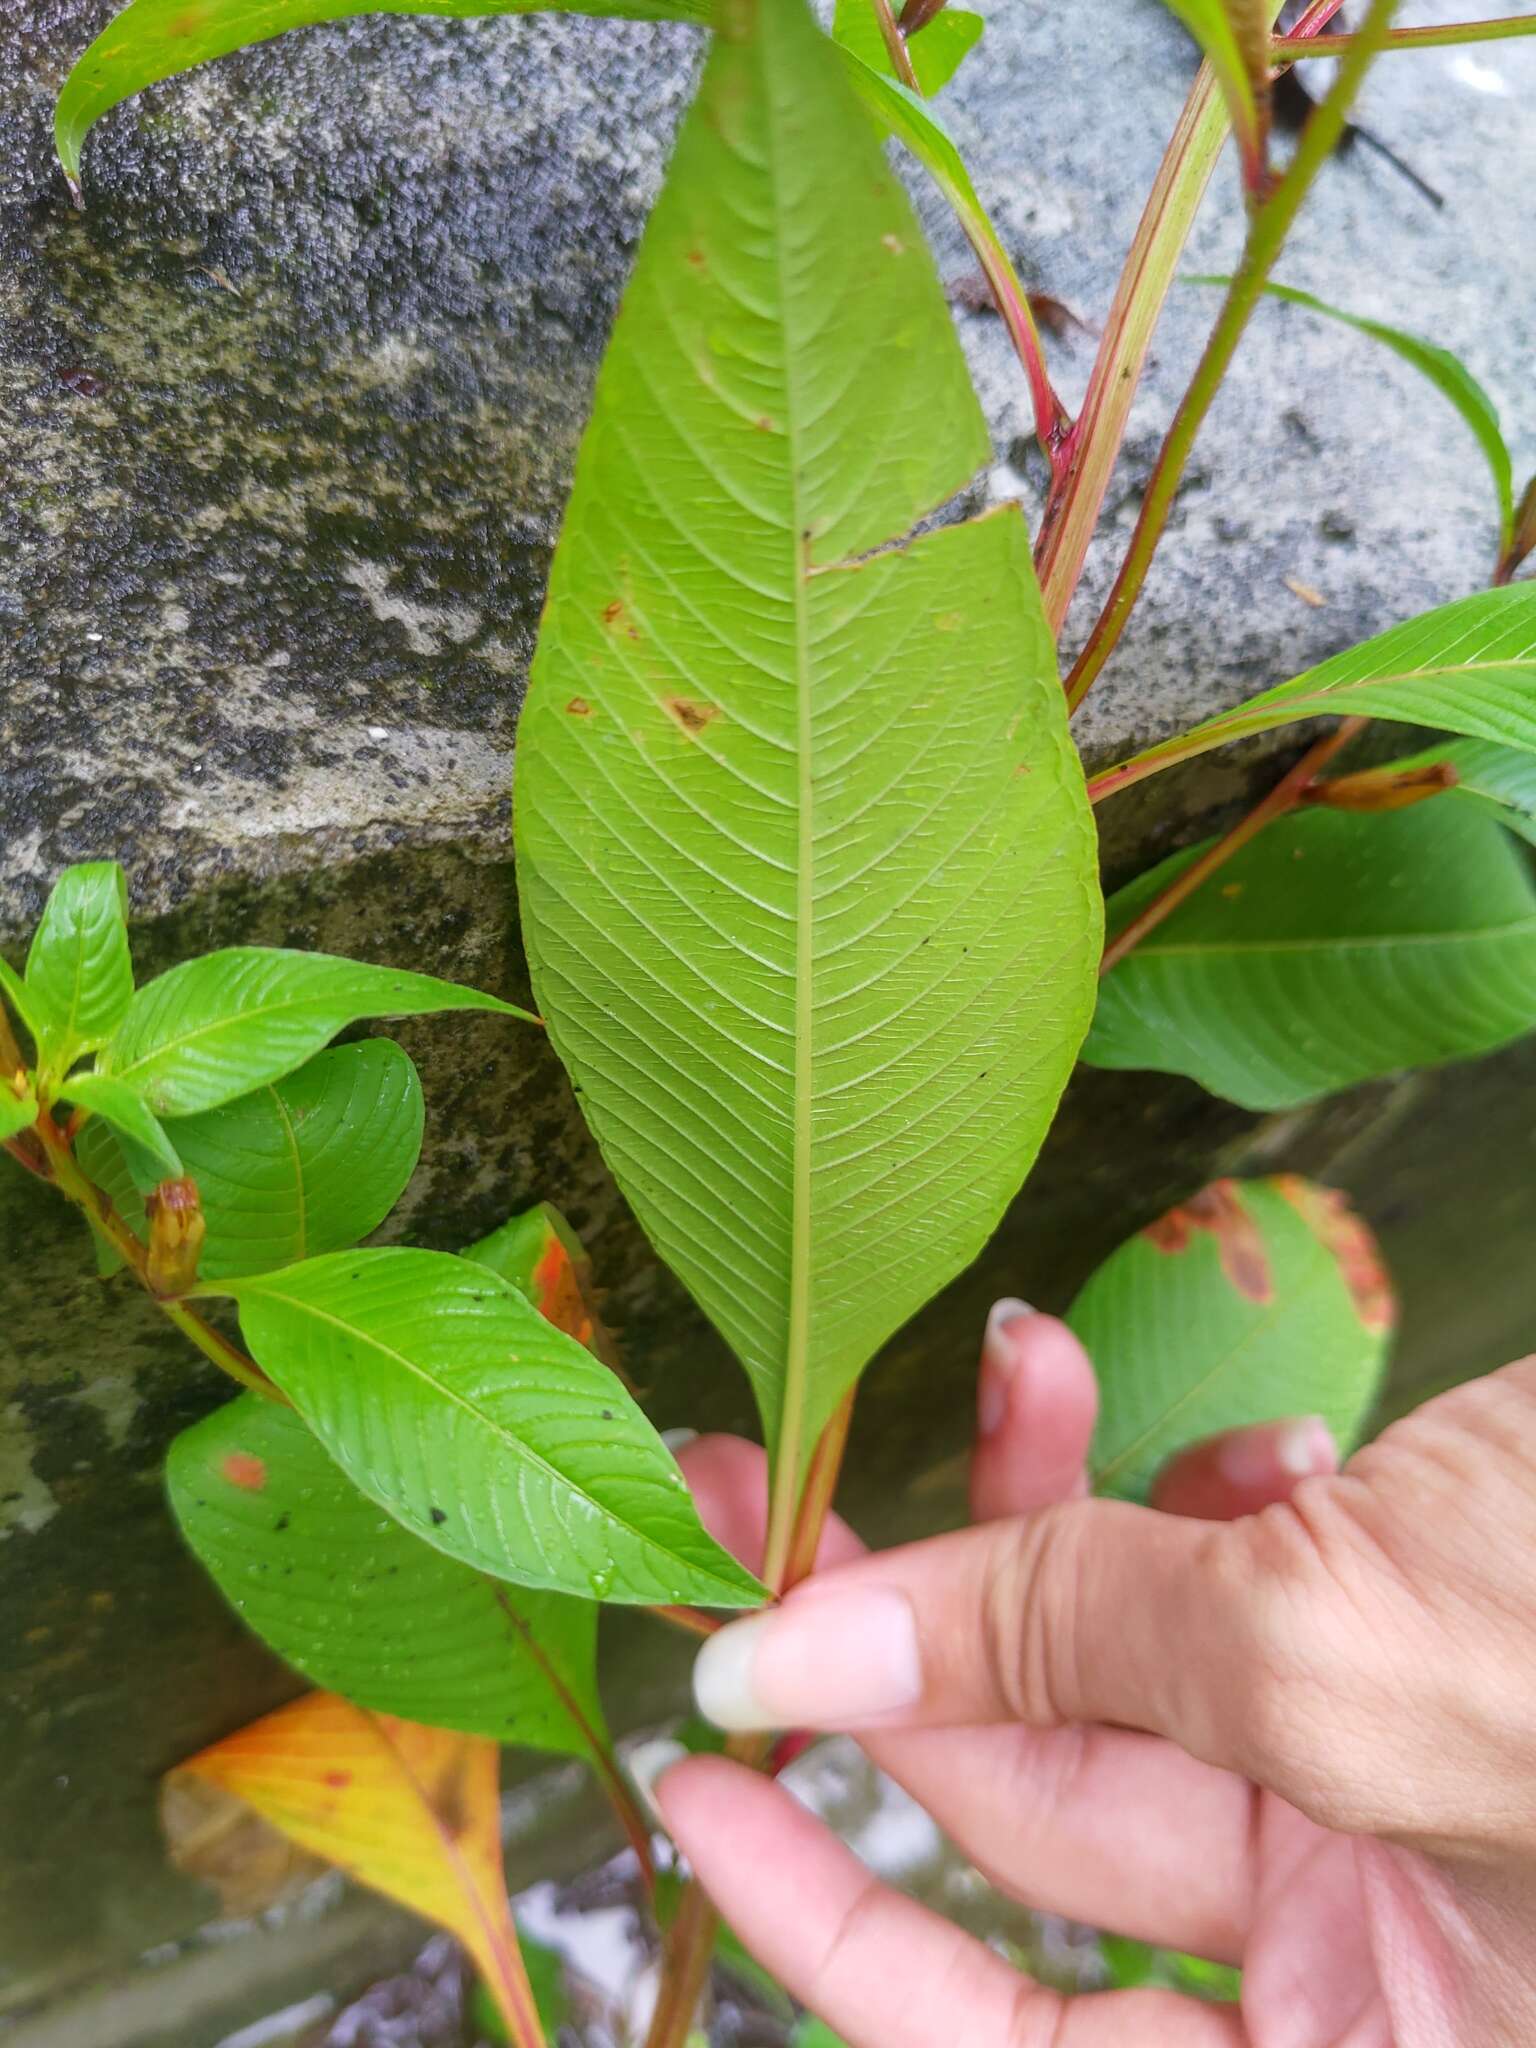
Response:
3,0,1535,2034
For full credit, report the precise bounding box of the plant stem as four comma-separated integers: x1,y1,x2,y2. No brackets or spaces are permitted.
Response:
1098,718,1366,975
869,0,921,91
1275,14,1536,56
28,1108,282,1402
1064,0,1401,711
779,1388,856,1591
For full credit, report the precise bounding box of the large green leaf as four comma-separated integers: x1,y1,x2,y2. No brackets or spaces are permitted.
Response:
24,863,134,1077
56,0,709,196
99,948,533,1119
514,0,1099,1489
58,1071,184,1179
1365,738,1536,849
1191,278,1514,551
1075,1176,1392,1503
212,1249,765,1608
77,1040,423,1278
831,0,983,93
1093,585,1536,800
1086,803,1536,1110
169,1396,606,1753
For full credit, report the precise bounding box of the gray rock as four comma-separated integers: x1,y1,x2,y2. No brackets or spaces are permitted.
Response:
3,0,1534,2034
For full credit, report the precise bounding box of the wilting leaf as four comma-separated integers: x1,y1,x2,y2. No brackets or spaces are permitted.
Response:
1157,1,1270,189
23,862,134,1077
1093,584,1536,800
0,1074,39,1143
515,0,1099,1497
169,1396,607,1753
1191,278,1514,552
461,1202,615,1363
56,1071,184,1179
164,1694,545,2045
212,1249,765,1608
1363,737,1536,848
100,948,533,1119
832,0,983,93
56,0,710,196
1086,803,1536,1109
1073,1176,1392,1503
78,1040,423,1279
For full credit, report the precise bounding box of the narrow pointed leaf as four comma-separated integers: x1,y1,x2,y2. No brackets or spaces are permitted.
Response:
78,1040,423,1279
514,0,1099,1482
1086,803,1536,1110
57,1071,183,1178
0,1075,39,1143
1358,737,1536,848
1075,1176,1392,1503
1191,277,1514,549
1158,1,1269,187
0,954,42,1046
832,0,983,92
164,1696,544,2045
1092,585,1536,800
99,948,533,1119
56,0,708,196
169,1396,605,1754
24,862,134,1076
216,1248,764,1608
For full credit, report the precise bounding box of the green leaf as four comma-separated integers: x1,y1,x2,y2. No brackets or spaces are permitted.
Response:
0,1075,40,1143
514,0,1099,1484
1086,803,1536,1110
23,863,134,1076
461,1202,582,1301
58,1071,184,1179
792,2023,852,2048
215,1248,765,1609
832,0,983,93
1095,584,1536,799
55,0,709,197
168,1395,607,1754
77,1040,424,1279
1190,277,1514,550
0,954,40,1047
99,947,534,1119
1157,0,1269,186
1370,737,1536,848
1075,1176,1392,1503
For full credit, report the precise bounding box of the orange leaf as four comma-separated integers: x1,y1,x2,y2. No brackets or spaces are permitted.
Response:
166,1692,544,2047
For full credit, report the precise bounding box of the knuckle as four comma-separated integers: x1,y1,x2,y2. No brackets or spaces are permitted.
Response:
976,1509,1085,1727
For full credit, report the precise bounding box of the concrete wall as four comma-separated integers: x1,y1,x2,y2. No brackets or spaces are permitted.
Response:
3,0,1534,2036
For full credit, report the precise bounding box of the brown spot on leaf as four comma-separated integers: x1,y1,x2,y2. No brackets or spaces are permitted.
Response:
601,600,624,626
754,415,776,433
665,696,720,736
1143,1179,1273,1303
686,247,707,269
432,1747,474,1838
221,1452,267,1491
323,1770,352,1790
1275,1177,1396,1332
566,697,592,717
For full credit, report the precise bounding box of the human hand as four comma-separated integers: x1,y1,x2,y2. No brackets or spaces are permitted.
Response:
662,1306,1536,2047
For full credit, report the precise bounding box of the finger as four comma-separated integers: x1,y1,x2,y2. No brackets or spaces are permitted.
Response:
862,1720,1257,1963
1151,1416,1337,1520
691,1497,1285,1784
970,1303,1097,1522
675,1433,864,1575
657,1758,1247,2048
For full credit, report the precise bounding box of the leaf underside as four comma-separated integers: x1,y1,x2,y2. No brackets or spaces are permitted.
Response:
514,0,1099,1478
1077,1175,1392,1502
1087,802,1536,1110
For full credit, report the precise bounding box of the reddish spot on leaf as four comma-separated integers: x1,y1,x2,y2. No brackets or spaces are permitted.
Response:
601,600,624,626
1275,1177,1396,1332
1143,1179,1273,1304
566,697,592,717
665,696,720,736
221,1452,267,1491
753,415,776,434
686,248,707,270
169,5,209,32
323,1770,352,1789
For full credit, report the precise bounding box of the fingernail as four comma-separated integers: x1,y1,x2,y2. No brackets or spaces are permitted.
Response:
1275,1415,1336,1478
625,1736,687,1828
660,1426,699,1453
978,1297,1035,1436
692,1587,922,1733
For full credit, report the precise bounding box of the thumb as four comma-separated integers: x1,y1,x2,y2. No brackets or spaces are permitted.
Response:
692,1499,1293,1783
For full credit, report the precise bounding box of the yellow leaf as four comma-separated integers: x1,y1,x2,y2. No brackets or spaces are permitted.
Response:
165,1692,544,2046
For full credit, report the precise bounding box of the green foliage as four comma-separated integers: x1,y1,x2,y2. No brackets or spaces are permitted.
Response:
1193,277,1514,553
0,1076,39,1142
58,1070,184,1178
24,862,134,1078
213,1248,765,1607
99,947,533,1119
78,1040,424,1279
831,0,983,93
1087,803,1536,1110
1075,1176,1391,1502
1103,584,1536,794
169,1396,606,1754
1370,737,1536,848
515,0,1099,1479
55,0,709,195
1100,1934,1241,2002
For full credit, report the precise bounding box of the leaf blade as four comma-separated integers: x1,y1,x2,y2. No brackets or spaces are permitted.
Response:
24,862,134,1076
831,0,983,93
57,1071,184,1178
218,1248,765,1607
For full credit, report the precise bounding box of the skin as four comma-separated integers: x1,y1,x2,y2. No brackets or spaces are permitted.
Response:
662,1311,1536,2047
